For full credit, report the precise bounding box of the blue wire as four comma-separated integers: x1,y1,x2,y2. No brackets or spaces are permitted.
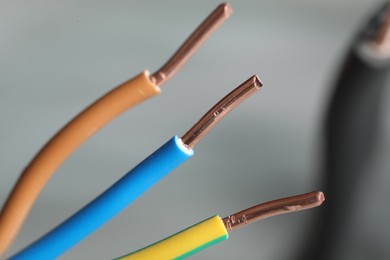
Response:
11,136,194,260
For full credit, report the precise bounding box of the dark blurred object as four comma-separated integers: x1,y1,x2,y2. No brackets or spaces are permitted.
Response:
299,2,390,260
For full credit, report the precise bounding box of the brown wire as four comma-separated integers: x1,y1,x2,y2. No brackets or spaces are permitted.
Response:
223,191,325,232
150,3,233,86
181,75,262,149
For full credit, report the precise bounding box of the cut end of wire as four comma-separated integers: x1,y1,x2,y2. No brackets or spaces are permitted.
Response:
181,75,262,149
223,191,325,232
366,4,390,57
150,3,233,86
373,5,390,45
220,3,234,18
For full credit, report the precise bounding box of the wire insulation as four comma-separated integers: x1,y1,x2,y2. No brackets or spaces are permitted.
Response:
117,216,228,260
0,71,159,256
10,136,193,260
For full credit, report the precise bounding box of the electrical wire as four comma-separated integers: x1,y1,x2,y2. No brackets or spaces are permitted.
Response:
116,191,325,260
363,2,390,58
0,3,232,257
10,75,262,260
298,2,390,260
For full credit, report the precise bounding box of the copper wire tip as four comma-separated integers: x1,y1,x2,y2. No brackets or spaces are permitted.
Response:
181,75,262,149
223,191,325,232
373,6,390,45
366,4,390,57
150,3,233,86
220,3,234,18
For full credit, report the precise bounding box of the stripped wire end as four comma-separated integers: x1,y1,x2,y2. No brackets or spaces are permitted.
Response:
368,4,390,57
373,5,390,45
223,191,325,232
181,75,262,149
150,3,233,86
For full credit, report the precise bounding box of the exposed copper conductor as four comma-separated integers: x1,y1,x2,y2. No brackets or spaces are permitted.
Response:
223,191,325,232
181,75,262,149
368,5,390,56
373,5,390,46
150,3,233,86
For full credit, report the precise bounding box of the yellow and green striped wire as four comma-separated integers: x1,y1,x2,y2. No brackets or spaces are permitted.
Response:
116,216,228,260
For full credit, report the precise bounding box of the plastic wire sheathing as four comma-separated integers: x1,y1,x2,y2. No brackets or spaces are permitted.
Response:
117,216,228,260
11,137,193,260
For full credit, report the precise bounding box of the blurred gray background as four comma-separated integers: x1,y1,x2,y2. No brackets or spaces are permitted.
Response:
1,0,389,259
